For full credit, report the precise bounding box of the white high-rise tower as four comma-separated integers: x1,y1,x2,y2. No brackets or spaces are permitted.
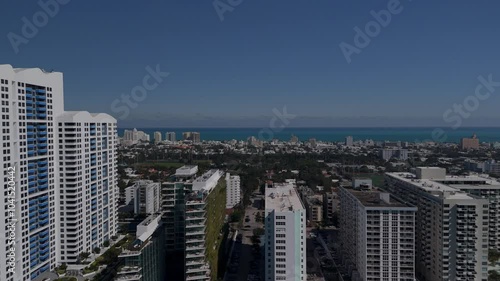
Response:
0,64,118,280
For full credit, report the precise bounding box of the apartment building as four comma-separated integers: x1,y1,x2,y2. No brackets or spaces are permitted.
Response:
116,213,166,281
0,64,117,281
385,168,490,281
305,195,323,223
461,134,480,150
166,132,176,142
57,111,118,264
128,180,161,215
182,132,201,143
407,167,500,251
162,166,198,253
265,184,306,281
162,166,225,281
225,173,241,209
154,131,162,144
380,148,409,161
323,191,339,222
339,188,417,281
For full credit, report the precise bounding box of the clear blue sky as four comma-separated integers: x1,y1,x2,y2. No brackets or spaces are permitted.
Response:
1,0,499,127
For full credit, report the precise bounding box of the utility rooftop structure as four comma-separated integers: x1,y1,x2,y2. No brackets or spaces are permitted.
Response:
266,183,304,212
175,165,199,177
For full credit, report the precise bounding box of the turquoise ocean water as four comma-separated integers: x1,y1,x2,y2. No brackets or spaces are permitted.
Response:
118,127,500,143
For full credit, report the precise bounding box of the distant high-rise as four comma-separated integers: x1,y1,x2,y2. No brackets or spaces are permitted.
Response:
182,131,201,143
385,168,490,281
461,134,480,150
154,131,162,144
0,64,118,280
225,173,241,209
166,131,176,142
345,135,353,146
123,128,150,146
265,184,306,281
339,188,416,281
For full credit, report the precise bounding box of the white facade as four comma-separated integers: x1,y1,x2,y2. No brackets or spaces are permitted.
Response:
154,131,162,144
57,111,118,264
345,136,353,146
132,180,161,214
225,173,241,209
0,65,118,280
265,185,306,281
339,188,416,281
122,128,150,146
175,165,198,177
192,169,222,192
166,131,176,142
380,148,408,161
386,172,490,281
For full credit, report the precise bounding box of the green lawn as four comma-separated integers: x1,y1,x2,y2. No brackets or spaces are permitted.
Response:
353,173,385,187
205,179,227,280
135,161,184,169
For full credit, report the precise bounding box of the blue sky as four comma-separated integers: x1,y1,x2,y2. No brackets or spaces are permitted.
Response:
1,0,500,127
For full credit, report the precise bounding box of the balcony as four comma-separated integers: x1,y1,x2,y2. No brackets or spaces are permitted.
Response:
29,187,38,194
37,113,47,119
36,89,46,94
36,96,46,101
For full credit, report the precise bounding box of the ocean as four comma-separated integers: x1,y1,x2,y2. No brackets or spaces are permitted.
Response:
118,127,500,143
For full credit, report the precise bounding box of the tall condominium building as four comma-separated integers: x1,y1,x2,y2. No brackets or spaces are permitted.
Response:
122,128,150,146
0,64,117,281
323,191,339,223
339,188,417,281
182,132,201,143
405,167,500,251
225,173,241,209
345,135,353,146
166,131,176,142
127,180,161,215
380,148,409,161
461,134,480,150
57,111,118,264
265,184,306,281
385,168,490,281
154,131,162,144
116,213,166,281
162,166,199,254
162,166,226,281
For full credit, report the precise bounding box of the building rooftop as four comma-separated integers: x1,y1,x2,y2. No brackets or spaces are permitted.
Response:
345,189,412,208
266,184,305,212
